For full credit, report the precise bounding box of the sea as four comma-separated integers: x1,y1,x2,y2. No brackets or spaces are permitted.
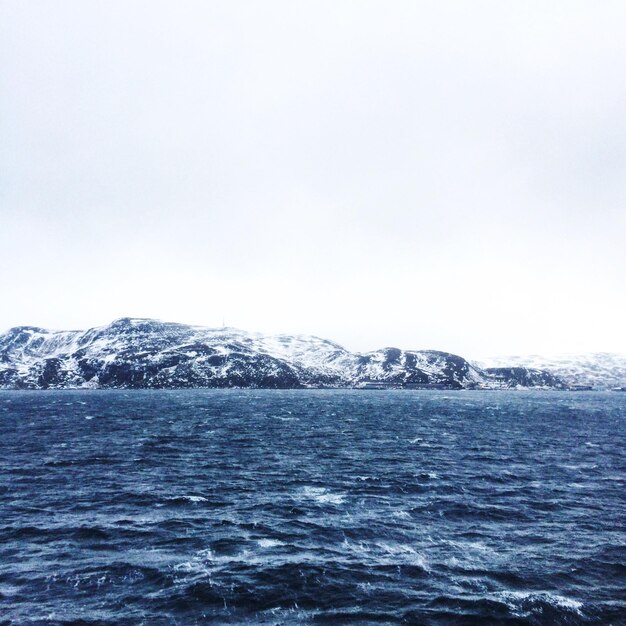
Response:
1,390,625,625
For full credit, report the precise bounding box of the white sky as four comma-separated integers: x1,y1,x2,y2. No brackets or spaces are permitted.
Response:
1,1,625,358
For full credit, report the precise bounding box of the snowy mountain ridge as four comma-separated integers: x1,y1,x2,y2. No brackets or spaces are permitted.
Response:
476,353,626,390
0,317,596,390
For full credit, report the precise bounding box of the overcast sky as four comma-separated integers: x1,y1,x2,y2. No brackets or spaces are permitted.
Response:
1,1,625,357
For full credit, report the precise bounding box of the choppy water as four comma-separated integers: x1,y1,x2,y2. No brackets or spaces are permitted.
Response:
1,390,625,625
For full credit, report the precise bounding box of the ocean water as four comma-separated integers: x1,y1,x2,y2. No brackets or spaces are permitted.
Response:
1,390,625,625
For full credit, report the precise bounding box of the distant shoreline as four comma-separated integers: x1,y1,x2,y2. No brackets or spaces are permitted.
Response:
2,318,624,391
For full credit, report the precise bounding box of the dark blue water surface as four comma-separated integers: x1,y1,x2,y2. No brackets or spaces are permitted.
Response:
1,390,625,625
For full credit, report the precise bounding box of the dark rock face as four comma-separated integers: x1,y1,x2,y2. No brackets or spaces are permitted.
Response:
0,318,567,390
0,367,19,387
37,358,65,389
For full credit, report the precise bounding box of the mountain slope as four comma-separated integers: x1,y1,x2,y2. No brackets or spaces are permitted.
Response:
0,318,568,390
477,353,626,389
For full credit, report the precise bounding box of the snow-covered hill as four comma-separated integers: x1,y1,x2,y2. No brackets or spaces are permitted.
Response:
476,353,626,390
0,317,570,390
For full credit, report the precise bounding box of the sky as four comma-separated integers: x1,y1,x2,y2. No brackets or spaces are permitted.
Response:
1,1,626,358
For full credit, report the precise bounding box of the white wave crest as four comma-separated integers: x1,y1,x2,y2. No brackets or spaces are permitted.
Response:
298,486,346,505
496,590,584,616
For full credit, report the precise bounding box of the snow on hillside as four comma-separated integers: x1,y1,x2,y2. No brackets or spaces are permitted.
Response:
476,353,626,389
0,317,573,390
